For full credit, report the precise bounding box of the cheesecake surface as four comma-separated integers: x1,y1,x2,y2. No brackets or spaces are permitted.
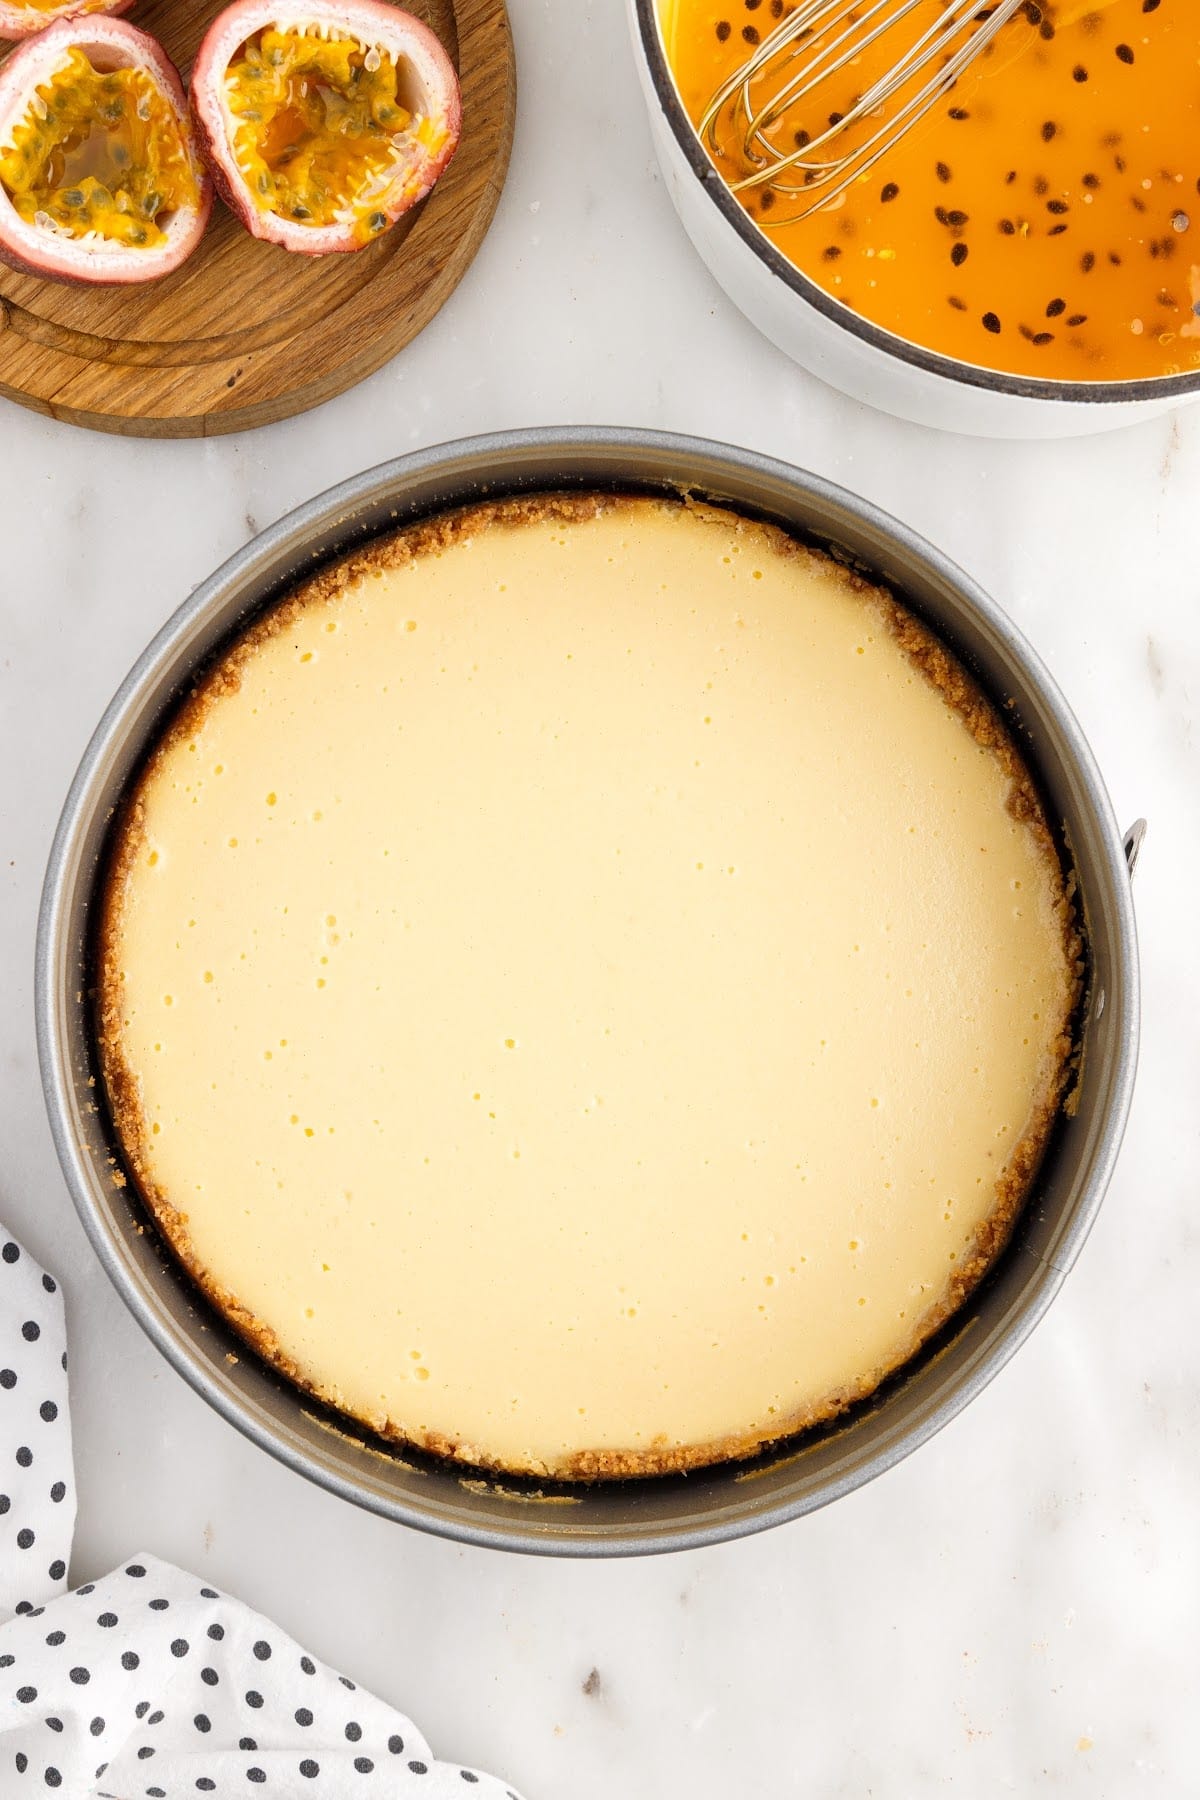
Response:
99,494,1079,1478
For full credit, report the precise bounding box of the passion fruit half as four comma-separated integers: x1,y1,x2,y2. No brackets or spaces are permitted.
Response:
0,0,131,48
190,0,460,254
0,16,211,285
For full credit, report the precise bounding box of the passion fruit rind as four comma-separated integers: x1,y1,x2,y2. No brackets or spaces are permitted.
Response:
190,0,460,255
0,17,211,285
0,0,132,48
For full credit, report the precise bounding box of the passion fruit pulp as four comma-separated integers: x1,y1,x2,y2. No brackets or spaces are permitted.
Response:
227,27,420,241
0,17,211,284
191,0,460,255
3,49,195,248
0,0,132,48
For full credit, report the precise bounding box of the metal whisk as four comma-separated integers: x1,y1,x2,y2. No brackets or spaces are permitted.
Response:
699,0,1028,224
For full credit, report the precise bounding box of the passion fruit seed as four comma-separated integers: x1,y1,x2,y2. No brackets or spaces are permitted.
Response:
224,25,444,244
0,48,199,249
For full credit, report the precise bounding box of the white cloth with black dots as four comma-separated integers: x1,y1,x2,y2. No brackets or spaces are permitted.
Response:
0,1229,524,1798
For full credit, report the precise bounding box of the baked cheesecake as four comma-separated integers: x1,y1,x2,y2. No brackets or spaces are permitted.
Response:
98,494,1080,1478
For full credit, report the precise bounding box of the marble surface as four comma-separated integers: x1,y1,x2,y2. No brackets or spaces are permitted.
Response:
2,2,1199,1793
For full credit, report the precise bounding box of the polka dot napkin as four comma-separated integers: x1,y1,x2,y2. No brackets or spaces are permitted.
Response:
0,1229,523,1798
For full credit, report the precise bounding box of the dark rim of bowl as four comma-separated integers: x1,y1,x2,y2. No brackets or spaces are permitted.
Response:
633,0,1200,409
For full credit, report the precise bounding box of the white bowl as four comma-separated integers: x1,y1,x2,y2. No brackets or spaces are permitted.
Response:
627,0,1200,439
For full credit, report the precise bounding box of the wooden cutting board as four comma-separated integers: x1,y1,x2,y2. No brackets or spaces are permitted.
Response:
0,0,514,435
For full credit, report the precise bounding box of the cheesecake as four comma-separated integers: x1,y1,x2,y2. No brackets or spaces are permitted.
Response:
98,493,1080,1478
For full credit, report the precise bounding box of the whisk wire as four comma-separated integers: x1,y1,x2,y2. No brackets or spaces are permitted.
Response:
743,0,926,144
750,4,1012,190
699,0,1027,225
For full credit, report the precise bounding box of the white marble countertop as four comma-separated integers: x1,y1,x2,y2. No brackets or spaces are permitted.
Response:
3,2,1199,1794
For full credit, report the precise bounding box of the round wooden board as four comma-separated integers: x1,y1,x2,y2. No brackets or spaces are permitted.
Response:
0,0,513,435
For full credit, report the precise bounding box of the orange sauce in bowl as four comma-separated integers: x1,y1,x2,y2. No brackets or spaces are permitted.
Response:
660,0,1200,383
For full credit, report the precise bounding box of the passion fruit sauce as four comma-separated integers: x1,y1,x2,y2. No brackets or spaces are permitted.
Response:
226,26,442,243
663,0,1200,383
0,49,199,248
